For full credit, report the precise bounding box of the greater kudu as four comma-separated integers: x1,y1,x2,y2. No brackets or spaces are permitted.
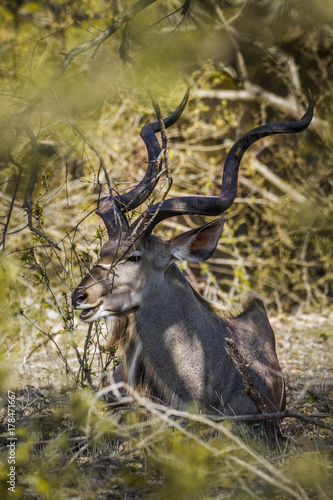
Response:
72,90,313,416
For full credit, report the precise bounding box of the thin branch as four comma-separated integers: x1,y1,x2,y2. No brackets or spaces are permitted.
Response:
20,312,75,379
225,337,280,442
129,1,188,44
81,323,97,390
151,94,171,183
119,19,131,63
128,93,174,240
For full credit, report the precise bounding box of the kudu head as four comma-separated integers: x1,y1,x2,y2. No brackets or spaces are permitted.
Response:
72,90,313,322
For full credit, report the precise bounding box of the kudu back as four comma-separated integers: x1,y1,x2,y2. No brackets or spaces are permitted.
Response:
72,89,313,415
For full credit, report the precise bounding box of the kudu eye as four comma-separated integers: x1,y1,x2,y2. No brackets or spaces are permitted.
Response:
127,254,141,263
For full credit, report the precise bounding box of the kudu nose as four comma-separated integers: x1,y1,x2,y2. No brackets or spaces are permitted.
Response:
72,289,87,308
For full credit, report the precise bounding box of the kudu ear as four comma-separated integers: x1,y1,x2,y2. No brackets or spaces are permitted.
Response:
170,218,225,262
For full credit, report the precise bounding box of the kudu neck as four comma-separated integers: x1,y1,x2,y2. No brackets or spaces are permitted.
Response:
135,263,220,333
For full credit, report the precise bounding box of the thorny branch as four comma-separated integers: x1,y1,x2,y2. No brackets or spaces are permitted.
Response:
20,311,76,379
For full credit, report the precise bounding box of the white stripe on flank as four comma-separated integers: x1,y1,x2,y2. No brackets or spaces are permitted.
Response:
128,340,143,386
97,263,112,269
279,374,285,411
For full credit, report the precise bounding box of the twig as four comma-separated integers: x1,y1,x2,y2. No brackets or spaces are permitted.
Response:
283,409,333,431
20,312,75,379
192,86,301,117
151,94,172,185
128,93,174,240
215,5,248,83
81,323,96,390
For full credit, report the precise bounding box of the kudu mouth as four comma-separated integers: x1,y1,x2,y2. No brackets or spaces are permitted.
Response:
77,300,104,321
80,300,103,321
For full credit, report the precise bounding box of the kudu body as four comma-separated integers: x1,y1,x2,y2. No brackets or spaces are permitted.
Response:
72,90,313,415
